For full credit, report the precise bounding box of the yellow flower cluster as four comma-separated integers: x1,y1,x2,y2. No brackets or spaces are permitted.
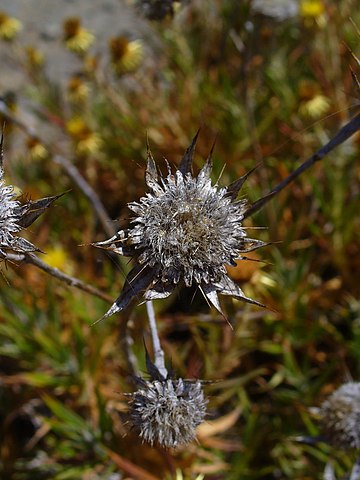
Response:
0,11,22,40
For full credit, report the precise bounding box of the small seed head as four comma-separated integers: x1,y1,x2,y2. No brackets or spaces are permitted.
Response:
320,382,360,450
129,377,207,448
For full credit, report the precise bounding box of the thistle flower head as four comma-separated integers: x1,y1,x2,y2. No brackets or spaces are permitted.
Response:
129,358,207,448
0,140,62,256
320,382,360,450
93,132,266,318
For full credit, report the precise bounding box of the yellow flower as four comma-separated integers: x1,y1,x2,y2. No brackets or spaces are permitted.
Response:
0,11,22,40
300,95,331,119
109,36,143,74
26,46,45,68
173,470,204,480
76,134,102,156
63,17,94,54
26,138,48,161
45,245,72,273
300,0,324,18
66,117,102,156
66,117,89,138
67,76,89,103
84,55,99,73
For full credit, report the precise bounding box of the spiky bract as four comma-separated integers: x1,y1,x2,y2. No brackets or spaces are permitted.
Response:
93,133,266,318
320,382,360,450
129,376,207,448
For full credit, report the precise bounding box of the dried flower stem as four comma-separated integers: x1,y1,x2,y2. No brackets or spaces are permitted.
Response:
324,463,336,480
324,457,360,480
351,458,360,480
245,113,360,218
0,250,113,304
146,300,167,378
119,308,139,376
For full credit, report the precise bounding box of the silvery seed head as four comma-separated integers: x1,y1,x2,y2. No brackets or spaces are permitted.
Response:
93,132,267,318
0,159,24,252
129,361,207,448
0,139,63,256
320,382,360,450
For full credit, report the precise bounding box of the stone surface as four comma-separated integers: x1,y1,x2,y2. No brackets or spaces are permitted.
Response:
0,0,150,94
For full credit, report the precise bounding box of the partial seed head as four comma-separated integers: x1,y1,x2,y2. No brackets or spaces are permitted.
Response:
0,140,63,255
129,376,207,448
0,165,23,251
320,382,360,450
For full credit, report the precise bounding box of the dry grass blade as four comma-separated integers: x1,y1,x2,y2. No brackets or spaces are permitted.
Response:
105,447,160,480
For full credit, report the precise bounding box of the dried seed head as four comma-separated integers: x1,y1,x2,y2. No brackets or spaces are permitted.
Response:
93,133,267,318
0,163,23,251
129,376,207,448
320,382,360,450
0,141,63,256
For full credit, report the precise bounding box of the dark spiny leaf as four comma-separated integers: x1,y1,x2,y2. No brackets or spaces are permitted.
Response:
178,129,200,175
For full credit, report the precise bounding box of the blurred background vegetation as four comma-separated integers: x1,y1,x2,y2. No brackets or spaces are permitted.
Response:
0,0,360,478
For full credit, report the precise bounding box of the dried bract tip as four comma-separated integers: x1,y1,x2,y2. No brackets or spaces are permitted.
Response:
129,376,207,448
93,134,267,318
320,382,360,450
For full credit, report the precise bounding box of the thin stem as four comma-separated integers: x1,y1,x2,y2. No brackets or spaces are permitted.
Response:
53,154,116,238
119,307,139,377
146,300,167,378
245,113,360,218
323,462,336,480
1,251,113,304
350,457,360,480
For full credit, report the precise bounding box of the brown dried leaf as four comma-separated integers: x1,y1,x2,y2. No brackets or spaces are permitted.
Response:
197,407,242,439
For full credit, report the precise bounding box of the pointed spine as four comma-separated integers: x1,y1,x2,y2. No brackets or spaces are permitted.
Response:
178,129,200,175
145,139,163,195
144,340,166,381
226,165,258,200
197,138,216,181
